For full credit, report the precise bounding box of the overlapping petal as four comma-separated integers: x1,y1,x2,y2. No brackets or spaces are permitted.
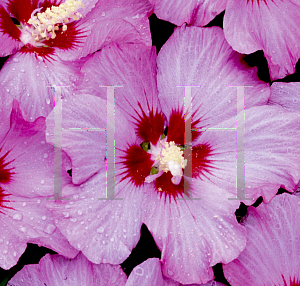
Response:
224,0,300,80
47,172,144,265
141,180,246,284
8,252,127,286
157,26,270,129
149,0,226,27
0,52,82,121
56,0,153,61
268,82,300,112
0,100,71,198
223,193,300,286
126,258,226,286
0,98,77,269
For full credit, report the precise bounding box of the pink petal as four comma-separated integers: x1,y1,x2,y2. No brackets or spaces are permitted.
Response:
8,252,127,286
77,42,162,145
126,258,177,286
0,87,13,143
126,258,226,286
193,105,300,203
224,0,300,80
0,100,71,198
77,0,99,17
0,51,82,121
223,193,300,286
47,172,144,265
141,180,246,284
0,5,23,57
56,0,152,61
150,0,227,26
268,82,300,112
46,94,108,185
0,195,78,270
157,25,270,129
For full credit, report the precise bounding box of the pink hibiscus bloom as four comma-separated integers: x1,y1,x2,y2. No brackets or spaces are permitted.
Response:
0,0,152,121
8,253,224,286
150,0,300,81
223,193,300,286
0,88,78,270
148,0,226,27
126,258,226,286
7,252,127,285
46,26,300,284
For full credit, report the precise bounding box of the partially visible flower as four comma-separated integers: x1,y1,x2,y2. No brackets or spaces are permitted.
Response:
46,27,300,284
223,193,300,286
0,89,77,269
126,258,226,286
150,0,300,81
7,252,127,286
268,82,300,112
7,252,225,286
148,0,226,27
0,0,152,120
223,0,300,81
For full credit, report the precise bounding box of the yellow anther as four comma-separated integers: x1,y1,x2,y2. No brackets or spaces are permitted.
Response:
26,0,84,44
156,141,185,173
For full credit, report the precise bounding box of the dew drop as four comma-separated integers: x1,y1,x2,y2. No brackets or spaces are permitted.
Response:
22,202,26,207
97,226,104,233
13,213,23,221
102,12,105,16
40,180,45,185
41,215,47,221
77,210,83,215
43,224,56,234
134,267,144,276
46,98,50,105
43,153,48,158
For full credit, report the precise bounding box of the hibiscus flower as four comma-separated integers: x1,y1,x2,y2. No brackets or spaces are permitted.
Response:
46,26,300,284
8,252,224,286
7,252,127,286
0,0,152,121
0,87,78,269
149,0,300,81
223,193,300,286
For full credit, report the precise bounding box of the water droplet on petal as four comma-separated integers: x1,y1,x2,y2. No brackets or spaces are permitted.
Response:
41,215,47,221
134,266,144,276
77,210,82,215
43,153,48,158
13,213,23,221
43,224,56,234
97,226,104,233
40,180,45,185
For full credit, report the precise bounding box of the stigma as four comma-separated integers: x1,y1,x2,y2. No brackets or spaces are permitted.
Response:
145,140,187,186
19,0,84,46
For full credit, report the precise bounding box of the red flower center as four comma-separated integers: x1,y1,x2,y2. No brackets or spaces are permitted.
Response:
120,106,214,200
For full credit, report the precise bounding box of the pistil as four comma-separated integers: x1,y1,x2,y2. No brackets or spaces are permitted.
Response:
145,140,187,185
20,0,84,45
